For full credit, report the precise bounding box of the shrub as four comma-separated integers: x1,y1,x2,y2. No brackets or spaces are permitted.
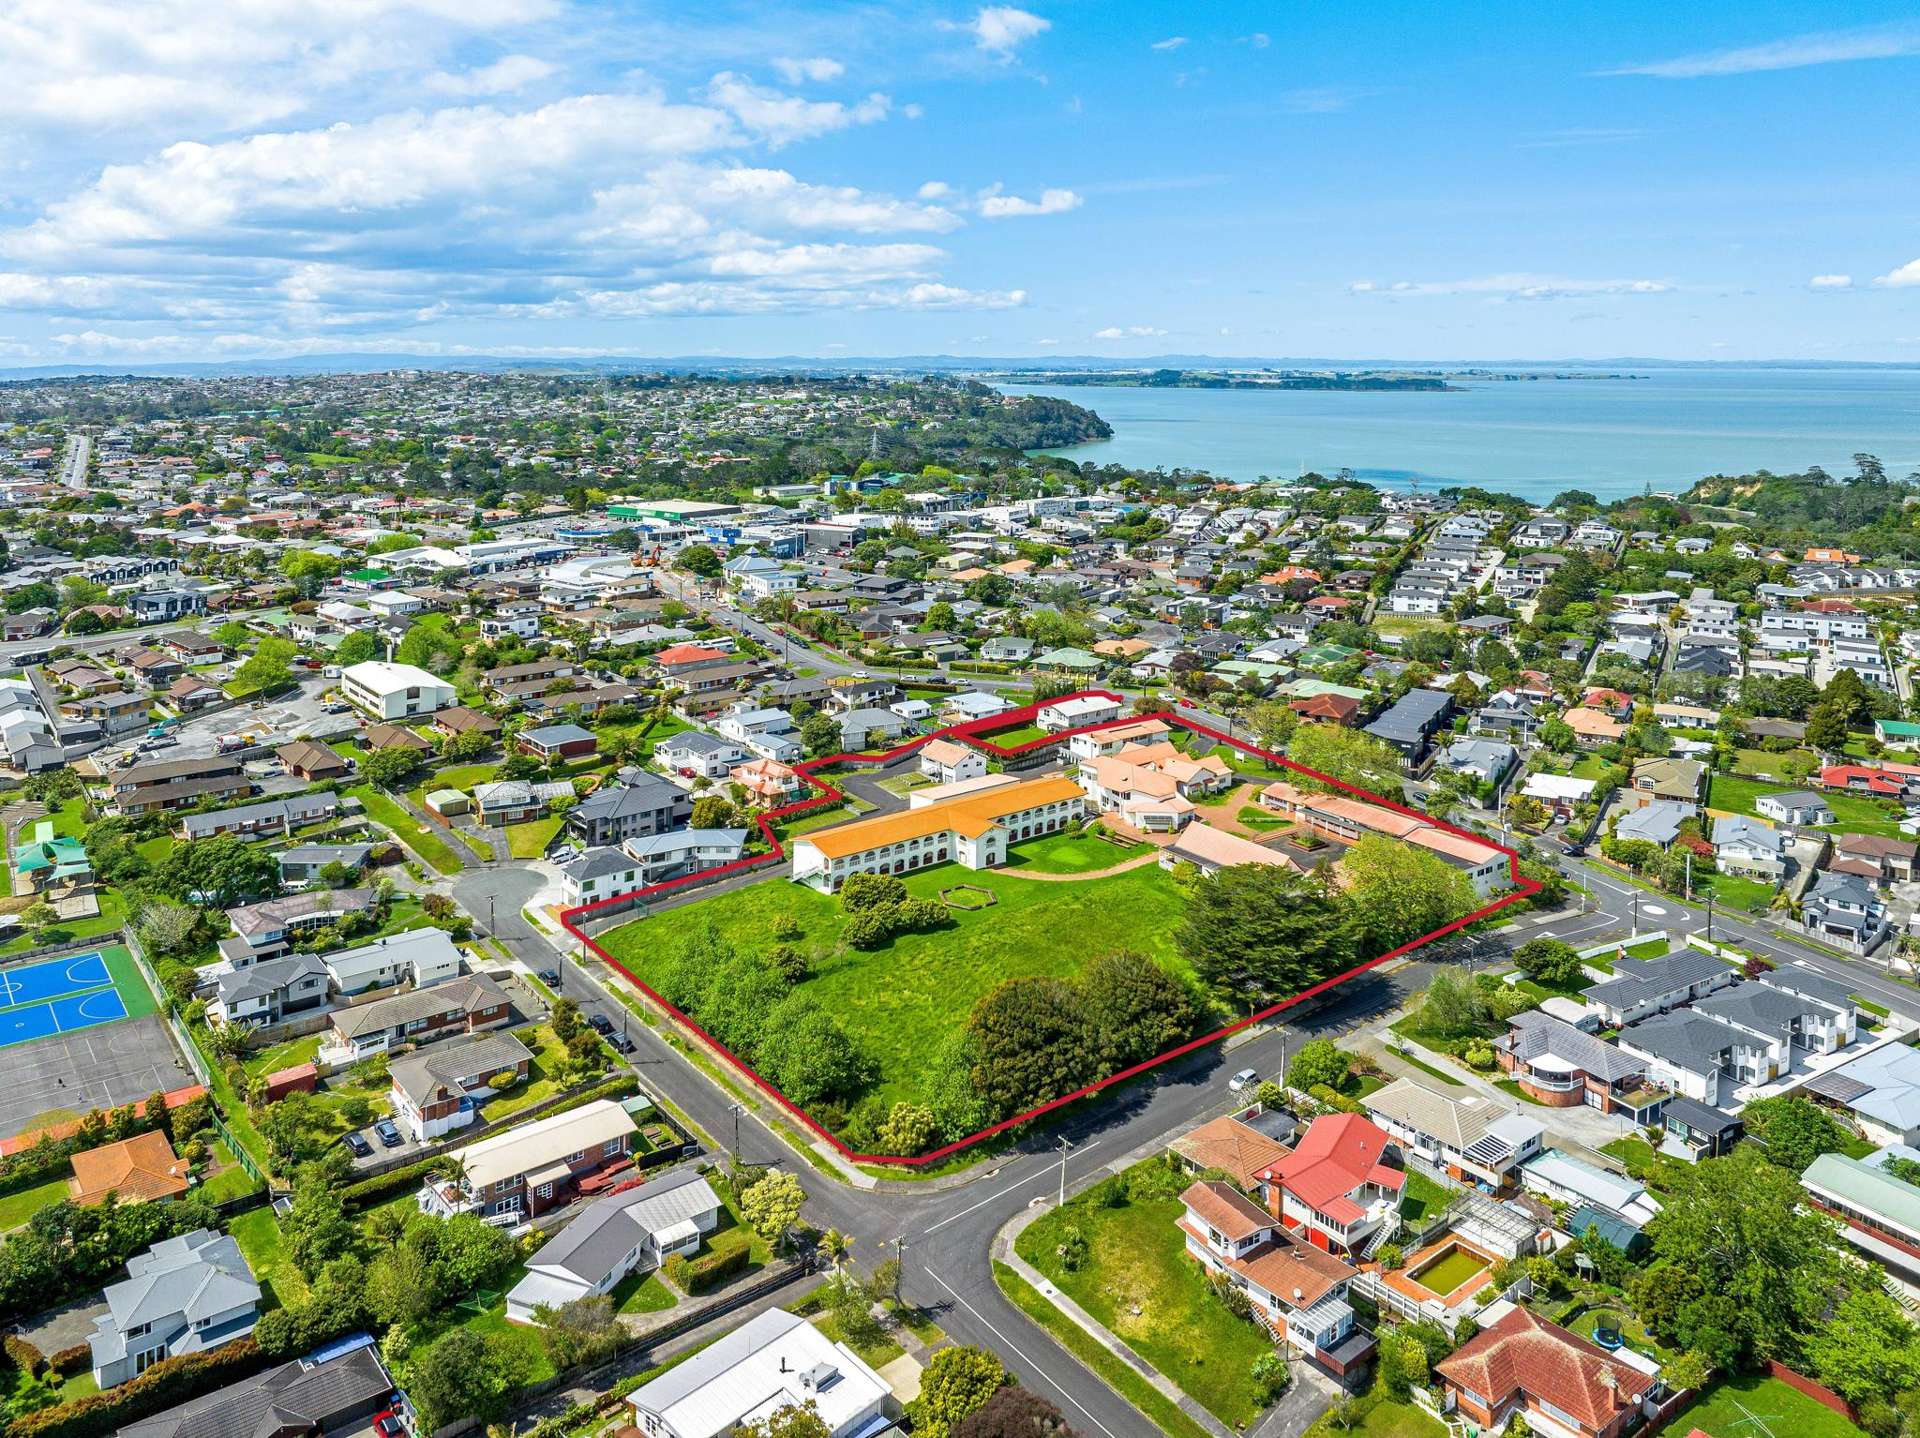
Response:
46,1345,89,1379
5,1332,45,1375
680,1245,750,1294
663,1253,692,1290
1054,1226,1088,1273
1308,1082,1362,1114
9,1338,266,1438
841,910,895,950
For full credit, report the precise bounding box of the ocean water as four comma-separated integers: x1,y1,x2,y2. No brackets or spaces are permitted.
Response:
997,366,1920,503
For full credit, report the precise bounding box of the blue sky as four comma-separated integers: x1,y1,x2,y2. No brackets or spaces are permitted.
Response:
4,0,1919,363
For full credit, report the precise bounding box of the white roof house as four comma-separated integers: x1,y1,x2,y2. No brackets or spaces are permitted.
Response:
626,1307,897,1438
506,1169,722,1323
340,660,455,720
322,927,462,996
453,1099,638,1195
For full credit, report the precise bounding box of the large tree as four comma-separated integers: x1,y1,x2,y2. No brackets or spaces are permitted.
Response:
966,977,1102,1120
1176,864,1355,1010
1287,725,1406,803
1341,835,1479,952
913,1346,1007,1438
1078,950,1198,1072
954,1386,1078,1438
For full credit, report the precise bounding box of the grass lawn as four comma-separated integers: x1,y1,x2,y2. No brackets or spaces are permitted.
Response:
1399,1167,1455,1225
481,1025,575,1120
610,1270,677,1315
1382,1041,1469,1087
994,1262,1214,1438
1236,806,1288,831
1559,1302,1673,1362
771,798,876,842
1001,828,1150,874
1709,772,1911,840
348,785,461,874
810,1307,904,1369
133,832,175,865
409,762,500,812
1732,747,1818,781
1015,1162,1278,1429
1621,937,1669,960
600,862,1191,1114
1303,1391,1447,1438
0,1176,69,1230
1698,871,1779,912
229,1207,308,1307
242,1031,326,1079
1570,753,1616,782
981,723,1050,748
198,1138,263,1202
0,892,129,960
1673,1374,1868,1438
507,815,564,859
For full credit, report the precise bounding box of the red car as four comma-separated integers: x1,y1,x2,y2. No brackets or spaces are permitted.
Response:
372,1411,406,1438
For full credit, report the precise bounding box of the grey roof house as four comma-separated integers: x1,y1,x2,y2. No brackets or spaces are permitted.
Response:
1613,800,1692,846
90,1229,261,1388
1361,689,1452,762
1437,738,1516,786
118,1344,394,1438
567,774,693,847
208,953,329,1029
1711,814,1786,882
1755,789,1834,826
506,1168,722,1323
1582,950,1734,1027
1803,870,1891,954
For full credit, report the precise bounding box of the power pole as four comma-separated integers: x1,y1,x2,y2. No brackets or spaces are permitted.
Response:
1057,1136,1074,1207
728,1102,746,1160
892,1236,905,1303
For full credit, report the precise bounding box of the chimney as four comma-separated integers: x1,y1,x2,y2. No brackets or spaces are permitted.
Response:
1293,1287,1303,1302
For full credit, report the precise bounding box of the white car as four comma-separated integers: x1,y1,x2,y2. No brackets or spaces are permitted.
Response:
1227,1068,1258,1094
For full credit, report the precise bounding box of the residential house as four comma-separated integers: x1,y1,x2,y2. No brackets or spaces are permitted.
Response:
389,1030,535,1141
1161,821,1299,876
1803,1042,1920,1147
1612,800,1691,846
1755,788,1836,826
1169,1110,1297,1194
1657,1096,1744,1162
732,758,805,806
1495,1012,1665,1124
714,705,803,763
1802,1147,1920,1290
940,689,1013,725
275,738,351,781
363,722,432,755
1625,757,1705,811
624,1307,897,1438
1560,707,1624,749
1614,1011,1774,1104
657,731,750,778
69,1131,190,1206
1711,815,1786,883
88,1229,260,1389
506,1169,722,1323
1438,738,1516,787
1260,1113,1406,1258
567,775,693,847
1803,870,1891,953
322,927,463,997
918,737,986,785
116,1343,395,1438
418,1097,637,1222
473,778,573,827
110,754,249,815
1177,1180,1376,1382
433,706,504,743
1434,1308,1654,1438
208,954,329,1029
322,971,512,1063
1080,740,1233,831
1362,689,1453,762
1832,834,1918,887
221,888,375,965
1066,718,1171,762
1362,1080,1544,1191
1036,694,1123,732
838,706,906,749
519,721,598,762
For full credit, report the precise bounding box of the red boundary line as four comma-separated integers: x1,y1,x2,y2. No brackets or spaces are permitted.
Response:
559,688,1540,1166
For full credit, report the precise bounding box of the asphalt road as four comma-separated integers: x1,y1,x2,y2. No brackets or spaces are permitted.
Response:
61,434,89,492
451,856,1438,1431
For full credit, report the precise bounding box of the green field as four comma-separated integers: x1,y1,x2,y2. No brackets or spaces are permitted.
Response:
0,1176,69,1230
1015,1162,1278,1428
1672,1374,1867,1438
1000,828,1151,874
507,816,564,858
1708,772,1910,840
600,861,1191,1112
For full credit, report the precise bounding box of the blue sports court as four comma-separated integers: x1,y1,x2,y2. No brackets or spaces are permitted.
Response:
0,952,129,1048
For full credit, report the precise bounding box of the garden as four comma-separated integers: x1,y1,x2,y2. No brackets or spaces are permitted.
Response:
1708,772,1911,841
1671,1373,1868,1438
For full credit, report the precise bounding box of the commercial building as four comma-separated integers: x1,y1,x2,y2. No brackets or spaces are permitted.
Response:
340,660,456,720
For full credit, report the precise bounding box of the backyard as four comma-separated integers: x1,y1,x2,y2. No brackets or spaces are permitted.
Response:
1672,1373,1867,1438
1398,1167,1455,1225
507,815,565,859
1708,773,1910,840
1015,1160,1280,1430
598,859,1192,1113
349,784,462,874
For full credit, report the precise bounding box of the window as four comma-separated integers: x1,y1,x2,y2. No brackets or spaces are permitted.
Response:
536,1182,554,1199
568,1148,586,1163
135,1347,162,1375
603,1137,622,1154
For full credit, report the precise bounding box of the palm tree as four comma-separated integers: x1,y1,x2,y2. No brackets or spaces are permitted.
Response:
819,1228,853,1282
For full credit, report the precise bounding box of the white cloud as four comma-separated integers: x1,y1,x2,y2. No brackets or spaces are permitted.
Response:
1874,259,1920,289
1240,32,1271,49
965,6,1050,58
1151,36,1188,51
1600,23,1920,79
705,72,890,147
918,181,953,200
1810,274,1854,289
1034,336,1059,344
1347,273,1675,301
1093,324,1165,338
0,0,556,130
771,56,845,84
976,185,1081,218
424,54,556,96
591,165,958,240
901,282,1024,308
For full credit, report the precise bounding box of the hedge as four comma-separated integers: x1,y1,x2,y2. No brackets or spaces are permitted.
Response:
679,1244,750,1294
5,1331,44,1375
47,1344,89,1379
9,1337,268,1438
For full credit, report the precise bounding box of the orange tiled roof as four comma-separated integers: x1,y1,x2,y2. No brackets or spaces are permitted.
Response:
794,773,1083,860
1436,1308,1650,1430
67,1130,190,1205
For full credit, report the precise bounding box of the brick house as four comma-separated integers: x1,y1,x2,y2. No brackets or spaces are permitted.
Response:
416,1098,638,1222
1434,1308,1655,1438
389,1031,534,1141
321,972,512,1063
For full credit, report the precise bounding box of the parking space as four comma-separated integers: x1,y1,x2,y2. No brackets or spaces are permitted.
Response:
0,1014,194,1138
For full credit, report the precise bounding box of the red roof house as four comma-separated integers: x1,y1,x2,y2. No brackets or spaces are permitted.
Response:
1435,1308,1653,1438
1258,1113,1405,1255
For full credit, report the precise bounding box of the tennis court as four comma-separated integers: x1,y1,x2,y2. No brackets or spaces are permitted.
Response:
0,951,132,1049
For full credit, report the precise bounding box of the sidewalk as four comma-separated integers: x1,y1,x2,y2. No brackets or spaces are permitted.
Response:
994,1205,1238,1438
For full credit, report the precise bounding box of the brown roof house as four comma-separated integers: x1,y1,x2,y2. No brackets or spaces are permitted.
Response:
69,1131,191,1206
1435,1307,1655,1438
275,738,351,782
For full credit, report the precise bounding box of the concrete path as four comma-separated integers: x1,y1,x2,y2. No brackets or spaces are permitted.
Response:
997,850,1162,883
995,1206,1238,1438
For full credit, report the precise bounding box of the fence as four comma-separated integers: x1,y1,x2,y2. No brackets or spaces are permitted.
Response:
212,1111,267,1186
0,926,132,971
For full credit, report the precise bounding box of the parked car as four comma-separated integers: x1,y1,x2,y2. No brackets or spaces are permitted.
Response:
342,1132,373,1158
537,969,561,987
372,1410,407,1438
372,1118,403,1148
588,1013,614,1035
1227,1067,1258,1094
608,1033,635,1055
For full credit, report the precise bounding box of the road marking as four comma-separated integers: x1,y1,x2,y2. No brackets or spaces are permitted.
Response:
1642,904,1667,917
918,1140,1104,1237
925,1268,1120,1438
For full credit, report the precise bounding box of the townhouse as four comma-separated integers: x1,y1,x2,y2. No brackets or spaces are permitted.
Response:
178,791,339,841
567,774,693,847
111,754,250,816
1580,950,1734,1028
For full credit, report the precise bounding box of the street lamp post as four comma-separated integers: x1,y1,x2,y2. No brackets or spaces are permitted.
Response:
729,1102,746,1160
892,1236,905,1304
1057,1136,1074,1207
